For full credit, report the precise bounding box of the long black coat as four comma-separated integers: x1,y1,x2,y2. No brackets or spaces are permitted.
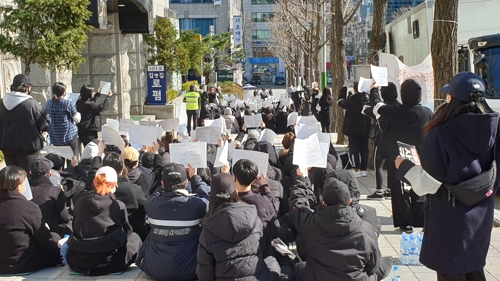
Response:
318,96,333,124
419,112,500,274
0,190,60,274
196,202,277,281
338,88,371,138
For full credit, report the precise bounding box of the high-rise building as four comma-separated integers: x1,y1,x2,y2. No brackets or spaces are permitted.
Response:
242,0,282,84
170,0,242,37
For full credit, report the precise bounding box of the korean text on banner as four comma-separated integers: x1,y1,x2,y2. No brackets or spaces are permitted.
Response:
45,145,74,160
379,53,434,110
169,142,207,168
370,65,389,87
232,150,269,176
102,126,125,152
129,125,160,147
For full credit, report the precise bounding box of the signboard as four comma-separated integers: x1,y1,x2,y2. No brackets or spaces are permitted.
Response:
147,65,167,105
233,16,242,46
379,53,434,110
249,57,280,64
218,70,234,82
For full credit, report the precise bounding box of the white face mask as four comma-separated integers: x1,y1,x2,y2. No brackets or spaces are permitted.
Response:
111,187,117,194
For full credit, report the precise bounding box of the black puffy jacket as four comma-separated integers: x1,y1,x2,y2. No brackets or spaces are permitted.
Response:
76,94,111,132
338,87,371,138
197,202,276,281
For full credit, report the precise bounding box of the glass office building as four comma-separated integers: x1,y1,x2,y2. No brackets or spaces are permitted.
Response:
387,0,425,23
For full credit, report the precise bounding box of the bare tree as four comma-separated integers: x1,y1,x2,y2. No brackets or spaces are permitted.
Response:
431,0,459,108
370,0,388,65
270,0,331,85
391,5,413,21
330,0,362,144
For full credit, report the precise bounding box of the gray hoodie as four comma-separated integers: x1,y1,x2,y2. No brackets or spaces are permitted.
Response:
3,91,33,110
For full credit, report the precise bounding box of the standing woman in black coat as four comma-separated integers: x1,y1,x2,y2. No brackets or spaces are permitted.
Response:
76,85,113,146
371,79,432,232
0,166,61,274
395,72,498,281
318,87,333,133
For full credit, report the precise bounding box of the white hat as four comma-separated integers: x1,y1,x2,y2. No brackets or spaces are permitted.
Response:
81,141,99,160
96,166,118,183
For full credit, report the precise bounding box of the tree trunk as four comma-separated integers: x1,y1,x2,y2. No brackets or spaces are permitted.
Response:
370,0,388,66
367,0,389,169
431,0,459,108
331,1,348,144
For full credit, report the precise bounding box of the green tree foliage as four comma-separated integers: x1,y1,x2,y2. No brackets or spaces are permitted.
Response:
144,17,181,74
0,0,92,74
202,32,245,78
145,18,206,77
177,30,207,76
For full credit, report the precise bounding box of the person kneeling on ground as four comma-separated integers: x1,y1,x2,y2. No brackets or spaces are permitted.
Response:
0,166,61,274
66,166,142,276
289,166,391,281
136,163,210,281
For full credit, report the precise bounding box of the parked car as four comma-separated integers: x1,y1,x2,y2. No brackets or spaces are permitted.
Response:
275,77,286,85
251,76,261,86
328,77,332,84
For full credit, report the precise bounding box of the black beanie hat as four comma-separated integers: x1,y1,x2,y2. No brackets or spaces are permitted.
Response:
322,177,351,206
400,79,422,105
381,82,398,102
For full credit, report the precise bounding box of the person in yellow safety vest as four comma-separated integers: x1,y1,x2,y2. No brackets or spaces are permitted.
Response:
183,84,201,135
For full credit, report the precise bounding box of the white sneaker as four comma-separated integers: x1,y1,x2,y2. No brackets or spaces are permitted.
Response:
360,170,367,177
353,170,362,178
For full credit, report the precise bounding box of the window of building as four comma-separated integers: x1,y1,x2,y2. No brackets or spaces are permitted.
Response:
170,0,214,3
252,30,271,40
179,18,216,37
251,0,275,4
252,47,273,57
251,12,274,22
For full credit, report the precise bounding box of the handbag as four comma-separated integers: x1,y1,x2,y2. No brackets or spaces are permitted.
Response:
441,161,496,207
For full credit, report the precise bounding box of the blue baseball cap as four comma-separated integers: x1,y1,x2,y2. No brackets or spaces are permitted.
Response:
441,72,485,102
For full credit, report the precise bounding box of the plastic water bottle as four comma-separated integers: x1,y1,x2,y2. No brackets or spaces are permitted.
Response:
400,233,410,265
417,232,423,265
59,234,70,266
390,265,401,281
409,233,419,265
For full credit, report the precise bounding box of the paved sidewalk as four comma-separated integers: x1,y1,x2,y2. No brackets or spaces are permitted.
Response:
0,137,499,280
